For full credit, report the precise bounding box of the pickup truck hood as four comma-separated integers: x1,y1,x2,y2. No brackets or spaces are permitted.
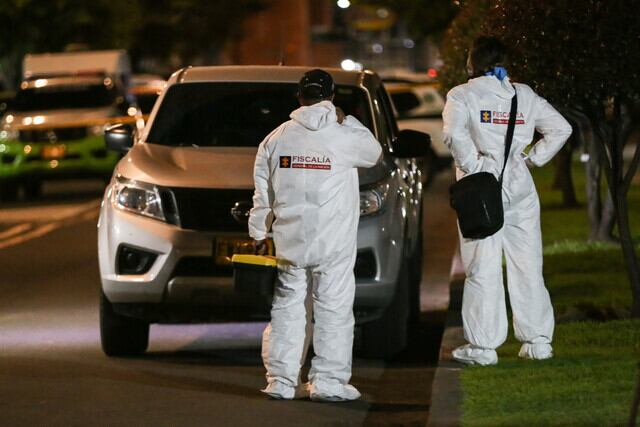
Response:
117,143,392,190
117,144,257,189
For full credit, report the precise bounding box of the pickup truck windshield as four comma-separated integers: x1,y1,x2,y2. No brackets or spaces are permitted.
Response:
147,82,373,147
13,84,116,112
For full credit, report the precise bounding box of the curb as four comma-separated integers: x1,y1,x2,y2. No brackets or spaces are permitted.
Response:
426,249,466,427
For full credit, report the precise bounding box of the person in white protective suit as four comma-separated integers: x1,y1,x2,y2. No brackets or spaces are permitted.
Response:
249,69,382,400
443,37,572,365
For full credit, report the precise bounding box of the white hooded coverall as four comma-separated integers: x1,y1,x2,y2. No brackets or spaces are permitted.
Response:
249,100,381,399
443,76,572,359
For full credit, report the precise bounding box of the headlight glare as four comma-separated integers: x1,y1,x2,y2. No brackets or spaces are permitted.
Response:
112,177,165,221
0,129,18,141
88,125,105,136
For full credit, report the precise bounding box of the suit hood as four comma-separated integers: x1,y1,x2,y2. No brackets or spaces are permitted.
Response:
289,100,337,131
468,75,515,100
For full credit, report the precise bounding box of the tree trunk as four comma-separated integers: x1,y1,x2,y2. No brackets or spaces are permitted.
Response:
562,107,614,240
597,193,616,242
604,98,640,318
585,141,603,241
613,189,640,317
553,142,579,207
585,121,616,242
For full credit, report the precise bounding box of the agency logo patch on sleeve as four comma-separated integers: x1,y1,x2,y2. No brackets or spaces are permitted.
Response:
279,156,292,168
480,110,492,123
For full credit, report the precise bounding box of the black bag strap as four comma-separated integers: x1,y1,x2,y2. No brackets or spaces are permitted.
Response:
499,86,518,184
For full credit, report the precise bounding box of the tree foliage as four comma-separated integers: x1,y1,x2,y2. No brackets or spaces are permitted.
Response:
129,0,265,66
438,0,494,95
0,0,138,57
482,0,640,316
484,0,640,108
0,0,263,84
356,0,459,41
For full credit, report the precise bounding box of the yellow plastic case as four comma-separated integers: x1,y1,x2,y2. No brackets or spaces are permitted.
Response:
231,254,277,296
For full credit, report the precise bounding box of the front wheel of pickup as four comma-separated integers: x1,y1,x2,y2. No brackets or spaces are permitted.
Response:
100,292,149,357
357,258,409,360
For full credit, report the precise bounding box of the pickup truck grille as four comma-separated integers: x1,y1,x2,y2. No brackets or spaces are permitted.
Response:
160,187,254,232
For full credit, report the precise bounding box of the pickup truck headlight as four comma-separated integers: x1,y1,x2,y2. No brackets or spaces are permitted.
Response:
112,177,165,221
360,182,390,216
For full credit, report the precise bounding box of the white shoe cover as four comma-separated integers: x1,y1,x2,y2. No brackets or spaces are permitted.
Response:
308,379,361,402
519,342,553,360
261,381,308,400
452,344,498,366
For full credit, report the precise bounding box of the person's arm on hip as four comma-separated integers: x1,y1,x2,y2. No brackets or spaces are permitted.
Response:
525,94,573,167
443,87,481,174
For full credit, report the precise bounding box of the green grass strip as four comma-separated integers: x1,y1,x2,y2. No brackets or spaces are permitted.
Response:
460,161,640,426
461,320,640,427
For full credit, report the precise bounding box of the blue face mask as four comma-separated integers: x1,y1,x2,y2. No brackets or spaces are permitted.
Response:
485,66,508,81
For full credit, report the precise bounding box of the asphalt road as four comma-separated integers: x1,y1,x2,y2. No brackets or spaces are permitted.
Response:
0,176,456,427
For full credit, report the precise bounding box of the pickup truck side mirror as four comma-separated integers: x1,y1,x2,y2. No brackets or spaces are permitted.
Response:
105,123,134,153
390,129,431,158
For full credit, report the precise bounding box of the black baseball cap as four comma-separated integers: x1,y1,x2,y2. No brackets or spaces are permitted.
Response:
298,69,335,100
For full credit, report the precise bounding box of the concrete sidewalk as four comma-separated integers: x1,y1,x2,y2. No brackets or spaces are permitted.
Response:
421,171,459,316
426,249,465,427
418,169,466,427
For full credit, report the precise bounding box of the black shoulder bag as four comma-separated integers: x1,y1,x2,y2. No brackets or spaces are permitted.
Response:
449,89,517,239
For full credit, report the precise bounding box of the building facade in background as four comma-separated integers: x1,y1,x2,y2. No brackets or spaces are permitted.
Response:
225,0,339,67
224,0,435,72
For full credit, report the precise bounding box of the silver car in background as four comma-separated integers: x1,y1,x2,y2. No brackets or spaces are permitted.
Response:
385,82,452,184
